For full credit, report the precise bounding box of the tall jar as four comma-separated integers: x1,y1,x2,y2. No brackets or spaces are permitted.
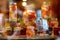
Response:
23,4,36,38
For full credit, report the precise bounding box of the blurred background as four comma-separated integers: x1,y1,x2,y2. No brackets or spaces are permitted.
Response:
0,0,60,40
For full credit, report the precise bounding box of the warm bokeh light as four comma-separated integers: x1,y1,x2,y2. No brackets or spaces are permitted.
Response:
22,2,27,6
23,0,27,1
